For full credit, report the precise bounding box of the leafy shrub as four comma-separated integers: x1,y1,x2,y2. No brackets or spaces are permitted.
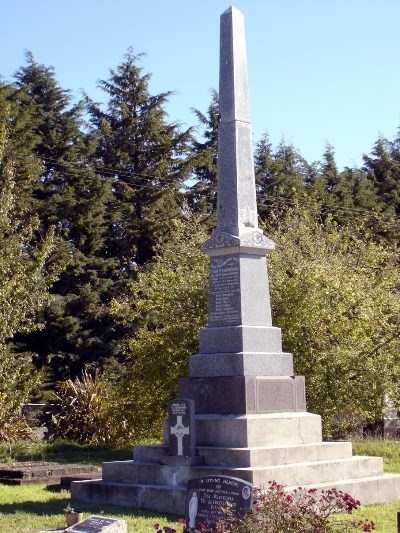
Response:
0,405,32,444
47,370,134,446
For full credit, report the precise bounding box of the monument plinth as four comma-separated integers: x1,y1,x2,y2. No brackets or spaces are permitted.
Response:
72,6,400,514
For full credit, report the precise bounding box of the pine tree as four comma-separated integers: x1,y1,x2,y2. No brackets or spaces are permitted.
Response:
254,135,312,223
86,48,192,267
321,143,339,193
362,135,400,242
187,89,219,226
363,136,400,214
10,53,127,381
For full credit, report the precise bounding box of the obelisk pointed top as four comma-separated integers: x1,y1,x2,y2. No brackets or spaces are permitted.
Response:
222,5,242,16
219,5,249,124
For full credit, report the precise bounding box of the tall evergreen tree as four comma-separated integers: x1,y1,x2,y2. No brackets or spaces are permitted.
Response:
362,135,400,242
321,143,339,193
86,49,192,267
254,135,312,223
363,136,400,215
10,53,126,381
187,89,219,226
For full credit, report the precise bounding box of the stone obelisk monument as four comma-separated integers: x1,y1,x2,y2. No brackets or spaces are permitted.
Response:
72,6,400,513
179,5,305,414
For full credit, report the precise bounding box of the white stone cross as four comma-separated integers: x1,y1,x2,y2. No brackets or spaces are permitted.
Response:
170,415,189,455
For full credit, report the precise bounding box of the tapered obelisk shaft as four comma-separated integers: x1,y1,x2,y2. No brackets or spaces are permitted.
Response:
217,6,258,235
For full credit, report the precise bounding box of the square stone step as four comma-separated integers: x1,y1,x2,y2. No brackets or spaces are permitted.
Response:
72,480,186,515
198,441,353,467
72,472,400,515
195,412,322,447
102,456,383,488
133,441,353,468
246,456,383,487
133,444,168,462
286,473,400,506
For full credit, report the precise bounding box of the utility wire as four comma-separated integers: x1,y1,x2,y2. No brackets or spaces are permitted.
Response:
10,154,400,222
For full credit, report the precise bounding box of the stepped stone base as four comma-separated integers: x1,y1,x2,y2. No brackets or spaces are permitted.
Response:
71,413,400,513
179,375,306,414
189,352,293,377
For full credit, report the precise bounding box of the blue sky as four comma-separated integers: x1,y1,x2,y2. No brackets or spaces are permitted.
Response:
1,0,399,170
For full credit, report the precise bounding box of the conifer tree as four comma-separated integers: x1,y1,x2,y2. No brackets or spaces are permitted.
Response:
362,134,400,242
10,54,126,381
187,89,219,226
86,49,192,267
254,135,312,223
363,136,400,214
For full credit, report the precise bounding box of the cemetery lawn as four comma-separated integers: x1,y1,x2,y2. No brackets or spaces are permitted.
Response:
0,438,400,532
353,438,400,473
0,484,181,533
0,440,136,466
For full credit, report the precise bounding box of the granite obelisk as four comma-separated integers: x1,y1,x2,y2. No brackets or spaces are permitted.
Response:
71,7,400,513
180,5,306,413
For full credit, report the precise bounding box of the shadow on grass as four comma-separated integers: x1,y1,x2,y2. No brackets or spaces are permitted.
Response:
0,496,71,516
0,495,179,521
8,446,133,467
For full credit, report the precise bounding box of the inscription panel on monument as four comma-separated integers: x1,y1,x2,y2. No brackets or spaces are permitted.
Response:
208,255,241,326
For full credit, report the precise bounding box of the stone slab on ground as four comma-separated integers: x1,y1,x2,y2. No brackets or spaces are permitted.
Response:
65,515,127,533
52,472,102,490
33,529,65,533
0,462,99,485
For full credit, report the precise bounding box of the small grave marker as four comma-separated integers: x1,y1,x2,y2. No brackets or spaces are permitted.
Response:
168,398,195,457
65,515,127,533
184,476,253,531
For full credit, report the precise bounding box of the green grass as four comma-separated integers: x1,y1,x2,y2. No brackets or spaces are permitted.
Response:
0,484,180,533
0,438,400,532
0,440,139,466
336,500,400,532
353,437,400,473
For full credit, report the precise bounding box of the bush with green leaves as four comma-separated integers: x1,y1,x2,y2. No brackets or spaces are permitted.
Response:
110,205,400,439
48,370,134,445
110,216,209,439
267,205,400,438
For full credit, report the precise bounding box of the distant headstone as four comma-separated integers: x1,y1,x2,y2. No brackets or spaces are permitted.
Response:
184,476,253,531
65,515,127,533
168,398,196,457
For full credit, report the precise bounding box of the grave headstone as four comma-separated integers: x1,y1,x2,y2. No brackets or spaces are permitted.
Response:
184,476,253,531
168,398,196,457
65,515,126,533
